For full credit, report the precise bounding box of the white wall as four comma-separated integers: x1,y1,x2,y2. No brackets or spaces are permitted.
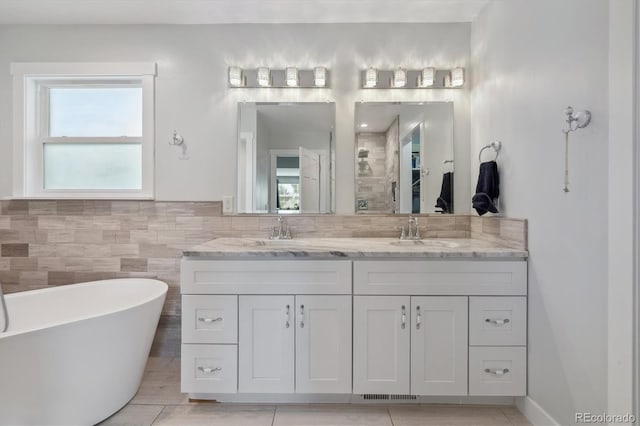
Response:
0,23,471,213
471,1,609,424
423,103,454,213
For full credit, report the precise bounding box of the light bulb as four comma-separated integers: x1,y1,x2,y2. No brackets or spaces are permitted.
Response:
364,68,377,88
393,68,407,88
257,67,270,87
451,68,464,87
314,67,327,87
285,67,298,87
228,66,243,87
420,67,435,87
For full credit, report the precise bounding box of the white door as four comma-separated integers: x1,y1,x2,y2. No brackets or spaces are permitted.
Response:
296,295,352,394
299,147,320,213
353,296,410,395
411,296,468,395
419,121,427,213
237,131,255,213
238,295,294,393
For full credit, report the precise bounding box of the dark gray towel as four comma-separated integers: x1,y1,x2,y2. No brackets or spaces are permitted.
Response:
472,161,499,216
435,172,454,213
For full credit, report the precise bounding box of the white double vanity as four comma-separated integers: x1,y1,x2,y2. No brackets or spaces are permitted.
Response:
180,237,528,403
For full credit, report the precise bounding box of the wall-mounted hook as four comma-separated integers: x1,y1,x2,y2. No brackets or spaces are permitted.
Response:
171,130,184,146
564,106,591,133
170,130,189,160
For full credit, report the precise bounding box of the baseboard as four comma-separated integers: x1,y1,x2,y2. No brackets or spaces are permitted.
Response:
516,396,560,426
189,393,515,405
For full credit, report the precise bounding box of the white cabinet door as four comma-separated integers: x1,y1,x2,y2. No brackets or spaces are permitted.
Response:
295,295,352,394
238,295,294,393
353,296,410,395
411,296,468,395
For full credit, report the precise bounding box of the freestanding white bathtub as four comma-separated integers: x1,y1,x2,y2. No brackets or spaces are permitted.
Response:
0,278,167,426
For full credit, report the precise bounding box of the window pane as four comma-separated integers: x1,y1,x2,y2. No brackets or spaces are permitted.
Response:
44,143,142,190
49,87,142,137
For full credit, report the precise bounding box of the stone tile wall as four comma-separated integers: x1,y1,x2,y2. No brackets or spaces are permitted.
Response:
470,216,528,251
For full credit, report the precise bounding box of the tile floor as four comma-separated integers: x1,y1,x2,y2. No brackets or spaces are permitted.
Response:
99,357,531,426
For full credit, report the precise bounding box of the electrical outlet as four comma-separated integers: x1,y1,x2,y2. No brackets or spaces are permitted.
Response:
222,196,234,213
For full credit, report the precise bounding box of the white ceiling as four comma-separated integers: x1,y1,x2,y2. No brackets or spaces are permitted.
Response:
0,0,489,25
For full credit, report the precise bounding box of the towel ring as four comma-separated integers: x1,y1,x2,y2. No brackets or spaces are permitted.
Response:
479,141,502,163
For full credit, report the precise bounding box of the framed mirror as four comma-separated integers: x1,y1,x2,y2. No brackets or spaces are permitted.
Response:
355,102,454,214
237,102,335,214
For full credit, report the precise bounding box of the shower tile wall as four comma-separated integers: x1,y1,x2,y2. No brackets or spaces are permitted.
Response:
0,200,526,355
384,116,400,212
355,133,388,212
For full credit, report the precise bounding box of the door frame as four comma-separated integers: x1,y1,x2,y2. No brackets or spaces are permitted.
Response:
608,0,639,419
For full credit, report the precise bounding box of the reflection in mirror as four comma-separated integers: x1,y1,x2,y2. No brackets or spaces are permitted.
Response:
237,102,335,214
355,102,454,214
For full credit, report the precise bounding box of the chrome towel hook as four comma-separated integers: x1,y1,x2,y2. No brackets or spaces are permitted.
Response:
479,141,502,163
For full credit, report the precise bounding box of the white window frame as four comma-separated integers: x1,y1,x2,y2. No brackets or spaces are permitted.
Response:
11,62,156,199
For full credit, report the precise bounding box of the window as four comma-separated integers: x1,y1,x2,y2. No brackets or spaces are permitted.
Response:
11,63,156,198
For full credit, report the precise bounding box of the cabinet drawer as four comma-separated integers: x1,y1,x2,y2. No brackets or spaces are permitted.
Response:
469,297,527,346
469,347,526,396
181,344,237,394
354,260,527,295
182,295,238,344
181,260,352,294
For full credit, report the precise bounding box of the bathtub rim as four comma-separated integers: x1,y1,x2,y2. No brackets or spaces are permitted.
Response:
0,278,168,339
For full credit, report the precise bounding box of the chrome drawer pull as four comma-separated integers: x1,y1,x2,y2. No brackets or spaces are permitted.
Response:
198,366,222,374
484,368,510,376
485,318,510,325
198,317,223,323
401,305,406,330
416,306,421,330
299,304,305,328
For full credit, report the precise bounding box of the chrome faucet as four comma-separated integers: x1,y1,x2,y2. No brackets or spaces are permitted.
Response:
400,215,421,240
269,216,292,240
0,282,8,333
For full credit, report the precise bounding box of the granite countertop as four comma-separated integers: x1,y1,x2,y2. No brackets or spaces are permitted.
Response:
183,238,528,259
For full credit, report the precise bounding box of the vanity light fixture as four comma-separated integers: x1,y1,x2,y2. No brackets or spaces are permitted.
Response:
393,68,407,88
314,67,327,87
227,67,330,88
420,67,435,87
361,67,465,89
364,68,378,88
257,67,271,87
360,123,368,128
451,67,464,87
286,67,299,87
228,66,243,87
